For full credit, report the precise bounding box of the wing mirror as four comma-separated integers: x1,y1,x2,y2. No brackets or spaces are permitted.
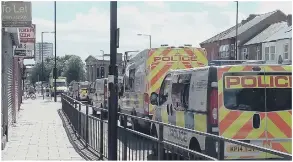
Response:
150,92,158,105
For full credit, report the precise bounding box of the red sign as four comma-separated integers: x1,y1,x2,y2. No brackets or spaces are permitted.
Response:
154,55,197,62
18,24,35,43
225,75,292,89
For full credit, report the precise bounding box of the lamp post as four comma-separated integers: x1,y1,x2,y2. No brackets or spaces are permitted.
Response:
108,1,118,160
41,31,55,100
137,33,151,49
235,1,239,60
100,50,105,66
54,1,57,102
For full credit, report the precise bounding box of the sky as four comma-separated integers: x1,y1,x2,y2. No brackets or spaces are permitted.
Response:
24,0,292,64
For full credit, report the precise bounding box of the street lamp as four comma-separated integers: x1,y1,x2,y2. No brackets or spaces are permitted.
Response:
54,1,57,102
100,50,105,66
41,31,55,100
137,33,151,49
235,1,239,60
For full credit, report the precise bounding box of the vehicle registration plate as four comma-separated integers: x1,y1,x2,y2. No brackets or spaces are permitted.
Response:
226,145,257,153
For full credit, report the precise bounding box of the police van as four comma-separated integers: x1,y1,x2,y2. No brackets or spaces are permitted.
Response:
149,64,292,160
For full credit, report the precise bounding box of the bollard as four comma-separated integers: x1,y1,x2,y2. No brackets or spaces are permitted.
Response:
158,123,164,160
99,109,104,159
86,104,89,147
122,114,127,160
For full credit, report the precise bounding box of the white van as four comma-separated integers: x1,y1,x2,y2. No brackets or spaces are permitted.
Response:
92,77,123,116
149,64,292,160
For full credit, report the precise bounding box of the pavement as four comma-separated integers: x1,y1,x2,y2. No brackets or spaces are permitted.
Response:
1,96,85,161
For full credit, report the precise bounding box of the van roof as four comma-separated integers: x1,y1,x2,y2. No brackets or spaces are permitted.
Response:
168,64,291,74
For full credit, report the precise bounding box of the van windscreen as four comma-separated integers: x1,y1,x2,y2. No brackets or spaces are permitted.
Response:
223,72,292,112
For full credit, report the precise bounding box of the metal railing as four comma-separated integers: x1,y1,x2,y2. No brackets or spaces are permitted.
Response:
61,94,292,160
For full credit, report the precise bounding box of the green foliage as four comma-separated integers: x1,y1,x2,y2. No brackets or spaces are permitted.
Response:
29,55,85,84
63,55,86,83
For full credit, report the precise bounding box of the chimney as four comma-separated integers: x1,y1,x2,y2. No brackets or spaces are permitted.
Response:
247,14,257,21
287,14,292,26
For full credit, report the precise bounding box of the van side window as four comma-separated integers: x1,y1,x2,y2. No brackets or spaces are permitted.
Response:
129,69,135,91
171,74,191,110
158,74,171,105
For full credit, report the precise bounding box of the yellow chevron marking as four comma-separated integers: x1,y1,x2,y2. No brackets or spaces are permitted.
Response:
266,117,287,138
221,112,252,138
277,111,292,128
150,61,178,93
148,49,177,81
218,106,231,122
247,118,266,139
147,48,165,67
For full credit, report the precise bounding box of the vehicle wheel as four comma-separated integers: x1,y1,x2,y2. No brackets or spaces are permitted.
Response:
30,94,36,100
92,109,97,116
101,104,107,119
131,116,140,131
188,138,202,160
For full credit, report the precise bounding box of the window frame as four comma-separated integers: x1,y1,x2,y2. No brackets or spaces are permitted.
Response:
171,73,191,111
265,46,270,61
158,74,172,106
256,46,261,60
242,48,248,60
270,46,276,61
231,44,235,57
284,43,289,59
128,68,136,91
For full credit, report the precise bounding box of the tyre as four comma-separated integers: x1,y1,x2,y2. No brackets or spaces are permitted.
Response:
30,94,36,100
188,138,202,160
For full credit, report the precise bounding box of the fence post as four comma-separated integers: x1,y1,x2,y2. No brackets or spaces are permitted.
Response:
99,109,104,159
217,140,224,160
86,104,89,147
122,114,127,160
78,103,81,139
158,123,164,160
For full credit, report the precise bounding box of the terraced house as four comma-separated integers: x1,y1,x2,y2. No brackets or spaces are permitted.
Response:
200,10,288,61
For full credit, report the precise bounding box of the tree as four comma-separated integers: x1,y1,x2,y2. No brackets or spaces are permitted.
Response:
28,55,84,84
63,55,85,83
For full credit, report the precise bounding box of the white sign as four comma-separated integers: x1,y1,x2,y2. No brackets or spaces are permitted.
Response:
15,24,35,58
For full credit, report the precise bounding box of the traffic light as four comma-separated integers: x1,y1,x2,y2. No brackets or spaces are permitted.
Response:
101,66,105,78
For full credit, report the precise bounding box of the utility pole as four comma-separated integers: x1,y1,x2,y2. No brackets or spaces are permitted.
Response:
235,1,239,60
108,1,118,160
41,32,44,100
54,1,57,102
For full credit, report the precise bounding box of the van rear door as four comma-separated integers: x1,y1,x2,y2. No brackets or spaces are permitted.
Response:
218,65,267,159
264,65,291,158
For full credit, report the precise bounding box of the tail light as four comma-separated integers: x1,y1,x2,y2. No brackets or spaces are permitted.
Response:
144,93,149,114
209,89,218,125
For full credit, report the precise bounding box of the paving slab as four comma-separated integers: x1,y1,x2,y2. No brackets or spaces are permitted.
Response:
1,97,85,161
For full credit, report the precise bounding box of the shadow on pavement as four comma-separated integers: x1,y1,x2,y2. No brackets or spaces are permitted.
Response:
58,109,101,160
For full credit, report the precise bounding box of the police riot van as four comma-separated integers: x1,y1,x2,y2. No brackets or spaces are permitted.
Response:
120,45,208,133
149,64,292,160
